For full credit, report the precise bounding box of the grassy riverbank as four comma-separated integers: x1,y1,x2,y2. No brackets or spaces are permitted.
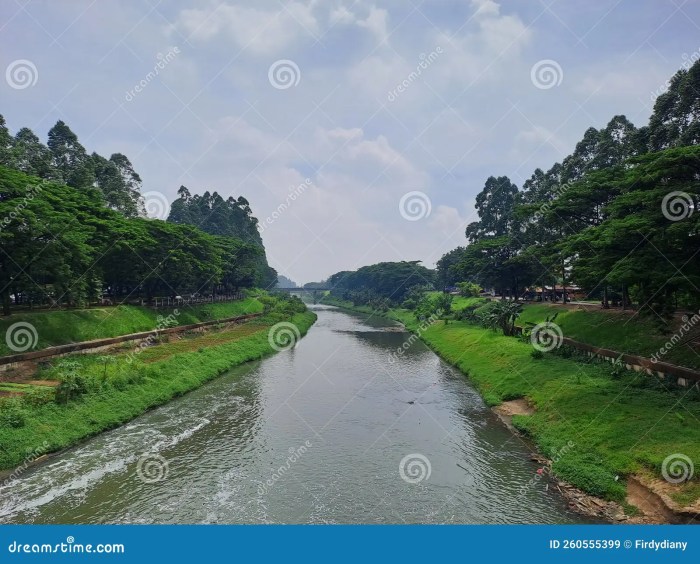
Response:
0,298,316,473
0,298,264,357
321,295,700,508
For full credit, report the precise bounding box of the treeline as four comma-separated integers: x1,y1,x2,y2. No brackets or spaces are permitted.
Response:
438,61,700,314
0,116,276,314
0,116,144,217
326,261,435,311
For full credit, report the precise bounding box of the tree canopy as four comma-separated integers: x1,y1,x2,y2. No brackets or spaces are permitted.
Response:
0,115,277,314
439,60,700,314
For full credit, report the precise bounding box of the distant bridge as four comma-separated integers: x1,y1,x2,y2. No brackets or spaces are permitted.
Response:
275,287,330,304
275,287,331,292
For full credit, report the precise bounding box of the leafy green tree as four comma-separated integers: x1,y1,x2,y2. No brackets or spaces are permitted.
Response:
47,120,94,189
12,127,53,178
465,176,519,242
457,281,481,297
0,115,15,169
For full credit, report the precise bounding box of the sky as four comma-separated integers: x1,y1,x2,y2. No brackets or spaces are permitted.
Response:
2,0,700,284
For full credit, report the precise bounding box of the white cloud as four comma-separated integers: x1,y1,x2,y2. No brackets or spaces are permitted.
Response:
174,2,319,54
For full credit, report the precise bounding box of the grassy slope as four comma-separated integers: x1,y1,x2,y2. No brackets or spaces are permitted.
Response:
0,309,316,472
322,295,700,505
517,303,700,370
0,299,264,356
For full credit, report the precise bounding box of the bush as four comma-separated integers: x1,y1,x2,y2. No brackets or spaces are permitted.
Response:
22,386,55,407
55,372,89,404
457,281,482,297
0,399,27,428
531,349,544,360
415,293,452,321
477,300,522,336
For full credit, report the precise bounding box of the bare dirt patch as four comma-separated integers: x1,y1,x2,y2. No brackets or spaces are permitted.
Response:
492,398,535,430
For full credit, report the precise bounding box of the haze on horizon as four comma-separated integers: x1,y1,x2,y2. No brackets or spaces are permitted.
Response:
2,0,699,283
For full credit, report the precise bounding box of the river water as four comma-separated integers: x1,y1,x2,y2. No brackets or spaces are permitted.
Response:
0,305,589,524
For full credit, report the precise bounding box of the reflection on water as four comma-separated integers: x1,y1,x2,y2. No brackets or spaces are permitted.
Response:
0,305,590,524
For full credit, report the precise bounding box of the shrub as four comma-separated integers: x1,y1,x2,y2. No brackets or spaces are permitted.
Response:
0,399,27,428
478,300,522,336
22,386,55,407
457,281,482,297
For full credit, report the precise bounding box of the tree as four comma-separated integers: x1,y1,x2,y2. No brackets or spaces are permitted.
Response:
92,153,141,217
12,127,53,178
465,176,519,242
0,115,15,169
47,120,94,189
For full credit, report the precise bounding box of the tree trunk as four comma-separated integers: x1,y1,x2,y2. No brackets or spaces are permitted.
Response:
603,285,609,308
561,261,567,303
1,289,10,316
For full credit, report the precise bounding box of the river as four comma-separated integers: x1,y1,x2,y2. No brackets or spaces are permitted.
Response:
0,305,590,524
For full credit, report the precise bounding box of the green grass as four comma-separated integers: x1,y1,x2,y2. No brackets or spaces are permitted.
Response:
0,298,264,356
517,303,700,370
327,299,700,505
0,309,316,472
